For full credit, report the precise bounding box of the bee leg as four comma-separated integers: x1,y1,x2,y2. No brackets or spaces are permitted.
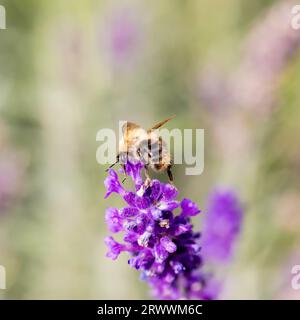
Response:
120,164,127,184
167,166,174,185
105,162,117,172
105,155,120,172
144,165,151,187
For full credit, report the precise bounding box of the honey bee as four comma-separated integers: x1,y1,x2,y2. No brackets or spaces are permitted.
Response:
107,116,175,184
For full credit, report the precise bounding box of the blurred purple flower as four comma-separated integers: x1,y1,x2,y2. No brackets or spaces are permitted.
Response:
201,189,243,263
198,1,300,115
104,7,142,66
103,161,217,300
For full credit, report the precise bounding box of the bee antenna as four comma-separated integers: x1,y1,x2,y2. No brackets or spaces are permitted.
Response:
150,115,176,130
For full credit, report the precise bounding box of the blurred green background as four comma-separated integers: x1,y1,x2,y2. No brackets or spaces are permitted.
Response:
0,0,300,299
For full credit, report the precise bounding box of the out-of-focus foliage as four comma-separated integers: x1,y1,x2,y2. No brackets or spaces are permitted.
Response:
0,0,299,299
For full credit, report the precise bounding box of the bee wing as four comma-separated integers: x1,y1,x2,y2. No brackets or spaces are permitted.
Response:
148,115,176,131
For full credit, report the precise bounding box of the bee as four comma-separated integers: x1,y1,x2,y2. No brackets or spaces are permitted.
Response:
106,116,175,184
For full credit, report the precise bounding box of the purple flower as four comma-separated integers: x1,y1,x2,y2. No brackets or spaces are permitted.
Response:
104,169,126,199
103,161,215,299
198,2,300,116
181,198,201,217
201,189,243,263
105,207,123,233
125,161,144,189
103,7,142,66
104,236,127,260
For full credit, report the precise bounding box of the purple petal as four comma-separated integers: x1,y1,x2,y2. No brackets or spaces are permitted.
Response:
169,260,185,274
104,236,126,260
125,161,144,188
104,169,126,198
154,244,169,263
146,180,162,202
123,192,137,207
105,207,123,233
160,236,177,253
137,230,152,247
123,231,138,243
120,207,139,218
150,207,162,220
158,201,179,211
135,195,152,210
162,183,178,201
173,223,192,236
180,198,201,217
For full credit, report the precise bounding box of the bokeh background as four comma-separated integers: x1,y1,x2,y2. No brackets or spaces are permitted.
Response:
0,0,300,299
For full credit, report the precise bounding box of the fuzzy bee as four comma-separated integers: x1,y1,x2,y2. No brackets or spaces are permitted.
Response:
107,116,175,184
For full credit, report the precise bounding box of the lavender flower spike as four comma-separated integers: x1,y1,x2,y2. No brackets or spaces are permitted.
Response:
103,161,216,300
201,189,243,263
